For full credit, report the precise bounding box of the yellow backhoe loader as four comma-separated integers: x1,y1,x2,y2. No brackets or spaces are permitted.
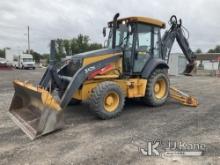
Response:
9,14,198,140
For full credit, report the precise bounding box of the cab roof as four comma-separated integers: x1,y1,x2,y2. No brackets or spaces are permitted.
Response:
108,16,166,28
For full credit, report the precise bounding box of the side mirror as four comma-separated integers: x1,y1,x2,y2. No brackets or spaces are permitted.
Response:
103,27,106,37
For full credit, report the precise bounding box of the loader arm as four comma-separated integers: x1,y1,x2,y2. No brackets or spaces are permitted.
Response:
161,15,197,75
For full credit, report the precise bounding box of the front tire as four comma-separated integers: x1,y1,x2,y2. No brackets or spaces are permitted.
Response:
143,69,169,106
88,81,125,120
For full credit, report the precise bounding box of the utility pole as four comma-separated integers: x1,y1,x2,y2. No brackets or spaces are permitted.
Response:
28,26,30,54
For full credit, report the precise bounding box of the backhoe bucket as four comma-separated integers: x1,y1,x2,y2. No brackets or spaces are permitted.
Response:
183,63,195,76
9,80,63,140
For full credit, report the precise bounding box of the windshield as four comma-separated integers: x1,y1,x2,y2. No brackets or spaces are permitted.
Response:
107,23,130,48
23,58,33,62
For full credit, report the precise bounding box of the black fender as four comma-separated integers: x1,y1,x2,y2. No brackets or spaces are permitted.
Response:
141,57,169,78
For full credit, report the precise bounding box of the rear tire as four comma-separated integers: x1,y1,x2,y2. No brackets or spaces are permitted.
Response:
143,69,169,106
88,81,125,120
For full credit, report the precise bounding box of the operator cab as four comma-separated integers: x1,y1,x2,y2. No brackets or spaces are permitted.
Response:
105,15,166,75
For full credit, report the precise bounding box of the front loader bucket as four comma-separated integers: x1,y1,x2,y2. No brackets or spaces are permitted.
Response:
9,80,63,140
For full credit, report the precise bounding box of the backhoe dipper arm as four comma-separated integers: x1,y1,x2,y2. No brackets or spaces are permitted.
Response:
161,15,197,75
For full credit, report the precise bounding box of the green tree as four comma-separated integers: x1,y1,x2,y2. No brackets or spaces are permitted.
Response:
195,48,202,53
88,43,102,51
71,34,102,53
214,45,220,53
24,49,42,63
54,34,103,61
208,49,214,53
0,49,5,58
208,45,220,53
70,38,79,54
63,39,71,55
42,53,50,64
56,39,65,61
76,34,89,53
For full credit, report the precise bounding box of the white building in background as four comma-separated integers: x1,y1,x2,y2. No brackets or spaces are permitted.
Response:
168,53,187,76
201,61,219,70
168,53,220,76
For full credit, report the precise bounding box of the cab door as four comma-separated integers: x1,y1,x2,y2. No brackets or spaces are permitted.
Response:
133,24,161,74
123,29,134,75
123,23,161,75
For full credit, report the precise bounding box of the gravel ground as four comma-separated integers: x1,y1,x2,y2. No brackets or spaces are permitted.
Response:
0,68,220,165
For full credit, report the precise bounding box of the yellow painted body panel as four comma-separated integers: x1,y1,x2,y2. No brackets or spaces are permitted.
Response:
83,53,123,76
83,53,121,66
73,79,147,101
120,79,147,98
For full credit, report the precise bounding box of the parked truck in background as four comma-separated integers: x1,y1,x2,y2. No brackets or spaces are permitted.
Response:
5,49,15,66
13,54,35,69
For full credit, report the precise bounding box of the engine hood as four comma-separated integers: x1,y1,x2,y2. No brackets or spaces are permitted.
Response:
58,48,122,78
73,48,122,59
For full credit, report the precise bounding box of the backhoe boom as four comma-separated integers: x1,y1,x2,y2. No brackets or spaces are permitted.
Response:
161,15,196,75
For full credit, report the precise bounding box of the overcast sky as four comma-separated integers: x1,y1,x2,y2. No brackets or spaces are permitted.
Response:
0,0,220,54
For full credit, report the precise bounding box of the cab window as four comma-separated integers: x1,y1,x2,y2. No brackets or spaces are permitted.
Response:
153,27,161,58
133,24,161,73
133,24,152,73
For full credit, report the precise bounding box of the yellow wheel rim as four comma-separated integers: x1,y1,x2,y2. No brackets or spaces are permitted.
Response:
154,78,167,99
104,91,119,112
